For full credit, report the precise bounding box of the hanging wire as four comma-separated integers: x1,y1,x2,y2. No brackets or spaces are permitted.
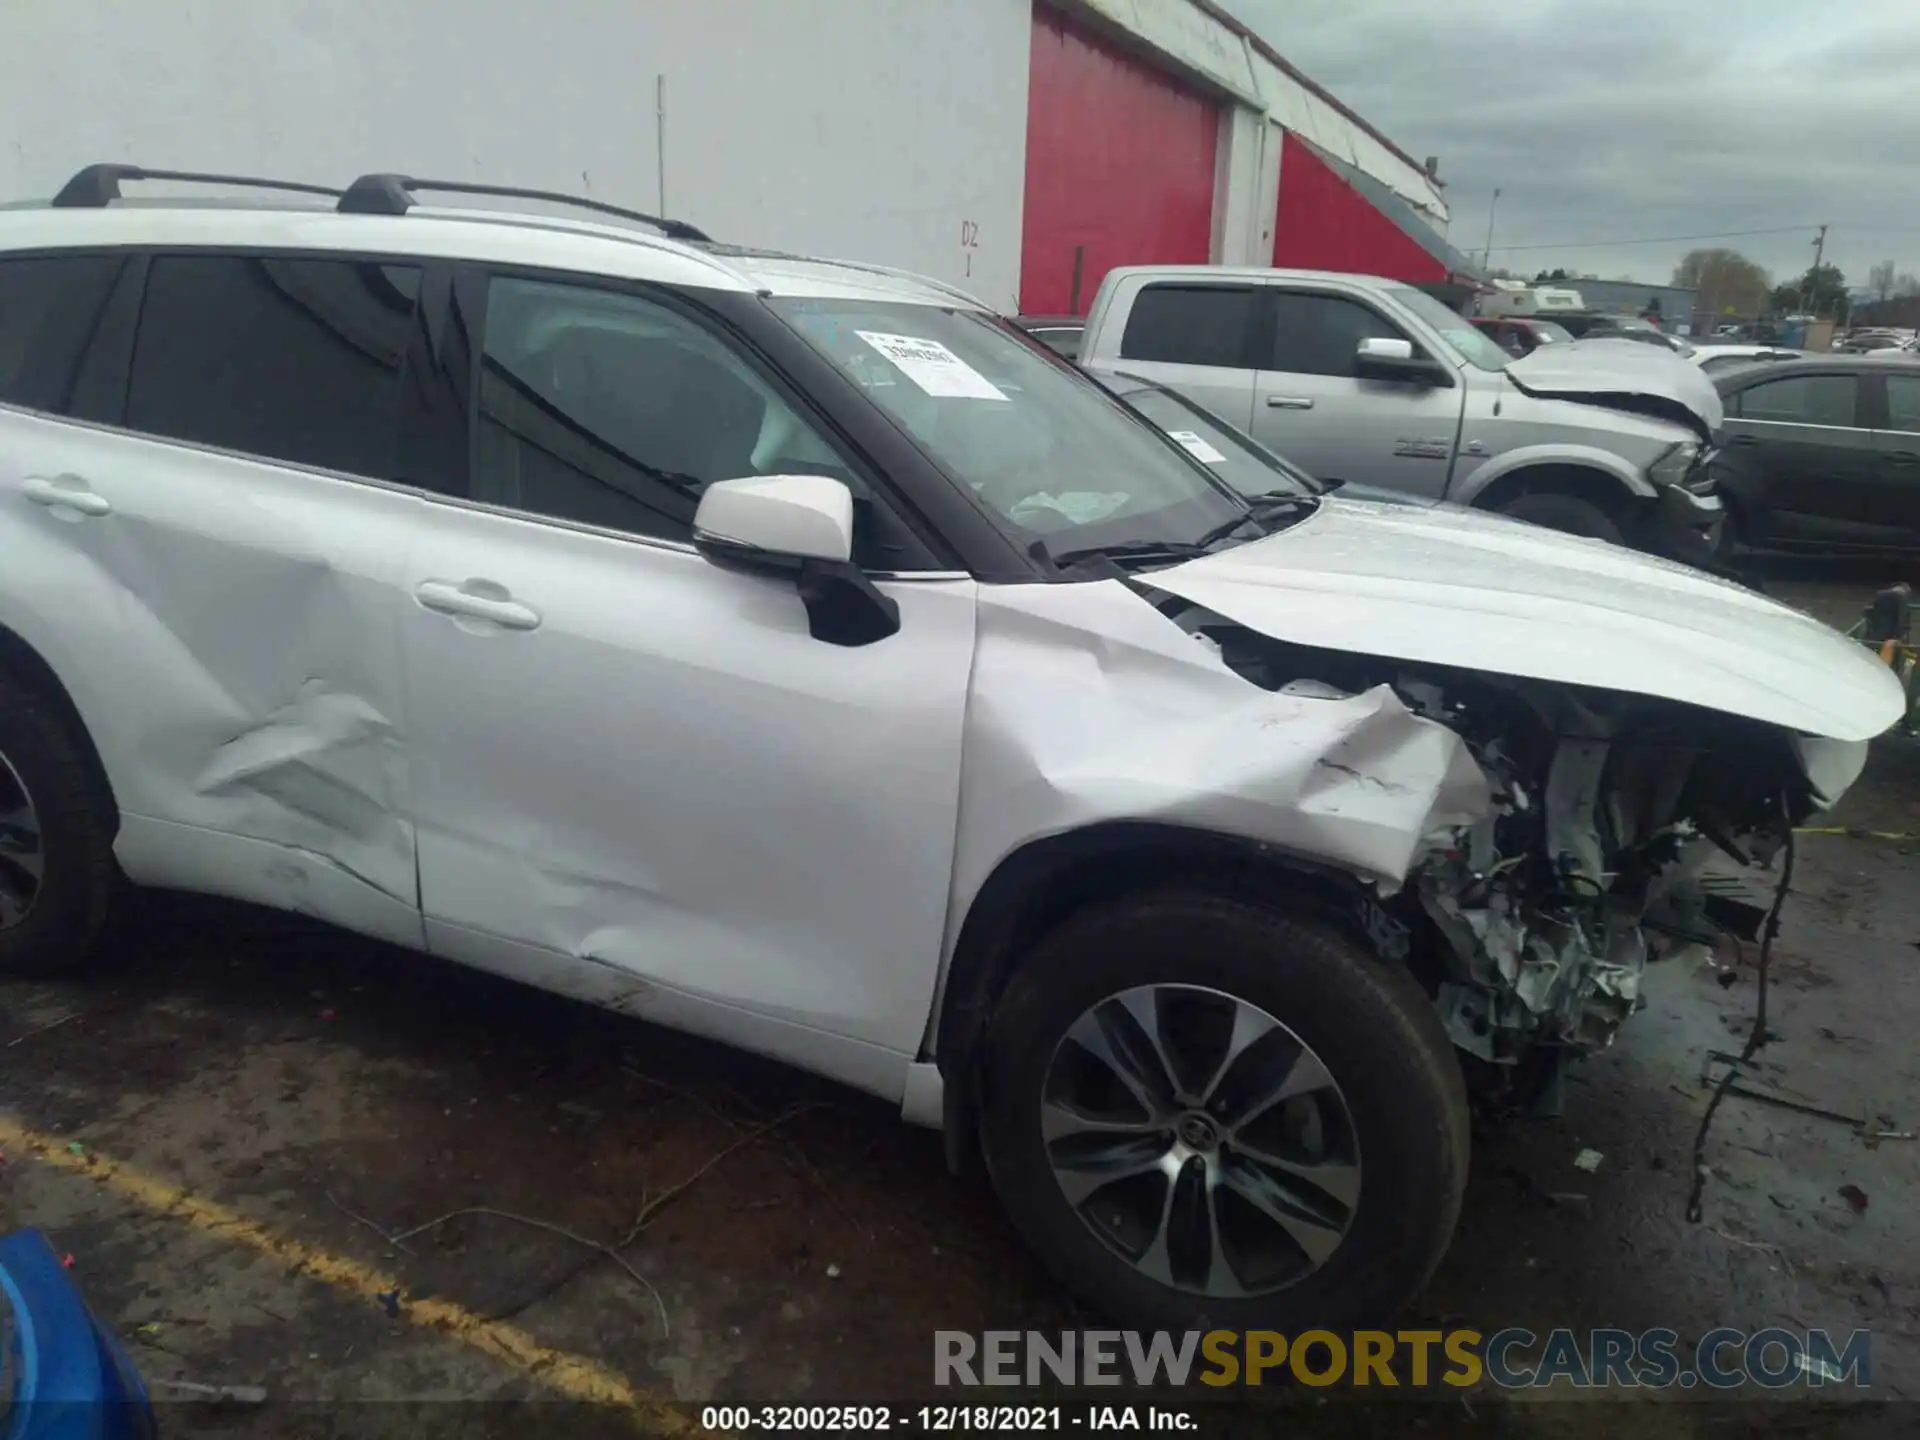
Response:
1686,794,1796,1224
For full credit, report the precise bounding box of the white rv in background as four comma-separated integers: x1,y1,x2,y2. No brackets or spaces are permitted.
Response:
1476,282,1586,317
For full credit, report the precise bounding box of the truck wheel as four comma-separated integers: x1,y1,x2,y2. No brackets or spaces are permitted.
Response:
978,886,1469,1332
0,675,117,977
1498,492,1622,543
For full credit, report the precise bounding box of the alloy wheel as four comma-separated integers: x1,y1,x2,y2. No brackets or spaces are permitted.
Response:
0,750,45,930
1041,983,1361,1297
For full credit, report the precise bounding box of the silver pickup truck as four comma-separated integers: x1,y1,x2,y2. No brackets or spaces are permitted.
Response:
1078,265,1725,558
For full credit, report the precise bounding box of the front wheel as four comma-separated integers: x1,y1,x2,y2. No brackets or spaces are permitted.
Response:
978,888,1469,1332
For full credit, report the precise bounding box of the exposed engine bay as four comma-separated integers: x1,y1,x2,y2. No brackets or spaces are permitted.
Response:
1172,605,1843,1110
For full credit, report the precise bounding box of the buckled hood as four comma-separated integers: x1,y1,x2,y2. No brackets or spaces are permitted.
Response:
1506,337,1723,442
1150,495,1904,743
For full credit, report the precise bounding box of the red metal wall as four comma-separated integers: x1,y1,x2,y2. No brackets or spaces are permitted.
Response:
1020,6,1219,315
1271,130,1445,283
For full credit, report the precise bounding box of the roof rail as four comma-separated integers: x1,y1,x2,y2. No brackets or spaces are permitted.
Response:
51,163,342,208
816,255,992,311
337,174,711,242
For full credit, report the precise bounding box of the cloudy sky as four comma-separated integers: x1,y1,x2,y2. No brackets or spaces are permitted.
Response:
1220,0,1920,292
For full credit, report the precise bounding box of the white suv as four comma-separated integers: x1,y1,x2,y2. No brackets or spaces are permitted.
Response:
0,165,1904,1332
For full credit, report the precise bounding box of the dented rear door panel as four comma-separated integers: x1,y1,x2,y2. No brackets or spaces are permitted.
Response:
0,407,426,940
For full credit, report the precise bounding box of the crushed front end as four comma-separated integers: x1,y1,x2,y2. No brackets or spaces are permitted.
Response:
1196,623,1857,1110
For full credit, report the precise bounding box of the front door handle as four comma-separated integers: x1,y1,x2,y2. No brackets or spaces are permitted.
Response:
1886,451,1920,465
1726,434,1758,447
22,475,111,517
1266,396,1315,410
415,579,542,631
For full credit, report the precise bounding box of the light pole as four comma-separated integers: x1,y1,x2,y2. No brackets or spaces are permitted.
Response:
1482,187,1501,270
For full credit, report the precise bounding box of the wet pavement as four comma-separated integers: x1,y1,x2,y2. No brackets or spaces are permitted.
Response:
3,561,1918,1437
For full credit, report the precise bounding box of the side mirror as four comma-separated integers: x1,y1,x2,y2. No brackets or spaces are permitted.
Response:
693,474,900,648
1355,336,1453,387
693,474,854,562
1358,336,1416,362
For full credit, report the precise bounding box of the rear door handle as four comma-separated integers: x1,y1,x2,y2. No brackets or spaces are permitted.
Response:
415,580,542,631
22,475,111,517
1726,434,1758,447
1266,396,1315,410
1887,451,1920,465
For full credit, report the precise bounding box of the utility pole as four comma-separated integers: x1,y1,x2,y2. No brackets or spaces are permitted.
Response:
1482,187,1501,270
1802,224,1828,315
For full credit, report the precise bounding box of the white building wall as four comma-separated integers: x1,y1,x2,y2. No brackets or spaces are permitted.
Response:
0,0,1034,308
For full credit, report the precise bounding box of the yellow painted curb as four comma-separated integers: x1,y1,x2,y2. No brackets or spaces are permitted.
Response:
0,1115,686,1433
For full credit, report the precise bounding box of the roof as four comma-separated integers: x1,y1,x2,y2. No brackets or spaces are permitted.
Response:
1291,136,1479,281
1185,0,1433,183
1708,355,1920,388
0,198,985,310
1102,263,1408,290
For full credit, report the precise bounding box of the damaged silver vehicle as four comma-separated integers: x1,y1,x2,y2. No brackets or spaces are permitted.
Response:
0,166,1907,1333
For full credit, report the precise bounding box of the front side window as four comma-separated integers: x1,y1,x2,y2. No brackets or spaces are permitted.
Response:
0,254,127,414
1119,285,1258,369
1270,293,1409,377
1383,285,1509,371
475,277,860,546
127,256,421,477
773,299,1255,560
1732,374,1856,427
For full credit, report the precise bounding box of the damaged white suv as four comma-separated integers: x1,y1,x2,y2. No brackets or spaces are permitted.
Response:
0,167,1906,1332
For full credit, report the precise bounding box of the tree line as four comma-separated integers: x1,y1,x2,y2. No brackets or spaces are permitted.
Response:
1495,250,1918,324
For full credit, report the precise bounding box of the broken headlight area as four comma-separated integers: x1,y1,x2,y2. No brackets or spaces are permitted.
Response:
1191,619,1826,1100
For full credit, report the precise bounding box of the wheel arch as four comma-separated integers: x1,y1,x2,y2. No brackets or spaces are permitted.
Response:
931,821,1380,1172
0,621,120,831
1453,446,1652,515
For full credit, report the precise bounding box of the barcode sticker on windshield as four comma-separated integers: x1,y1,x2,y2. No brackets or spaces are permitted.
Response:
1167,429,1228,465
856,331,1009,401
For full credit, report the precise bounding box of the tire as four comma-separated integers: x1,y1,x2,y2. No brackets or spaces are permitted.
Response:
0,673,117,977
1497,491,1622,543
978,887,1469,1333
1713,496,1748,560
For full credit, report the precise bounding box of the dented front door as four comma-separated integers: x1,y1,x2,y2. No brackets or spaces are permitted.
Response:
399,504,977,1059
397,268,976,1065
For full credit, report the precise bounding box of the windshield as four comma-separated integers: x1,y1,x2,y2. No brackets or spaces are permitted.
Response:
1111,382,1319,500
770,299,1256,558
1385,286,1510,371
1532,321,1575,344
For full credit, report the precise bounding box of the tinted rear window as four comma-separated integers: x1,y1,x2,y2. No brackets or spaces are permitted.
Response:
0,254,126,413
1119,286,1257,368
127,255,421,478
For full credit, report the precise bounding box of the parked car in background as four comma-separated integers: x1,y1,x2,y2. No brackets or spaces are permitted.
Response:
1837,331,1904,354
1688,344,1804,374
1470,316,1576,358
1078,265,1723,557
1863,336,1920,359
1711,356,1920,554
1548,312,1693,355
1013,314,1084,359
